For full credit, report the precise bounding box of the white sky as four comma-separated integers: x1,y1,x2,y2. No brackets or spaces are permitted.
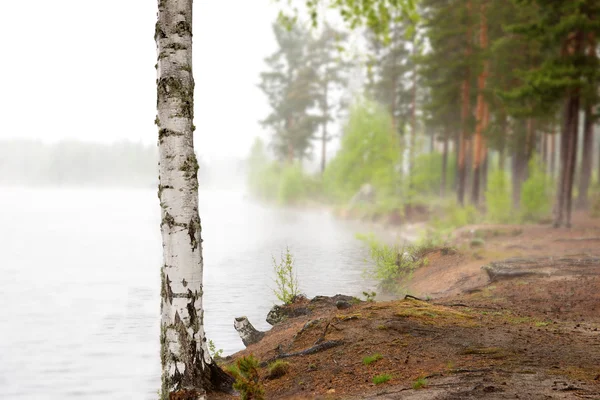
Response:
0,0,280,159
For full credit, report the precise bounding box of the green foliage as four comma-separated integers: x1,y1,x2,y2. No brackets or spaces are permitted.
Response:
470,238,485,248
266,360,290,379
362,291,377,302
323,99,401,202
356,233,426,293
373,374,392,385
521,157,551,222
591,194,600,218
362,353,383,366
485,170,513,223
207,339,223,361
412,376,428,389
277,164,307,205
272,247,300,305
276,0,418,38
247,140,319,205
432,202,480,232
229,355,265,400
409,153,444,196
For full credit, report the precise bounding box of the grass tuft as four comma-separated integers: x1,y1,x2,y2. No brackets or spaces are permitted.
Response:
373,374,392,385
362,353,383,365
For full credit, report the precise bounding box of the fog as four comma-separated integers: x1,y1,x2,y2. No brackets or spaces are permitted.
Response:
2,0,600,399
0,0,279,159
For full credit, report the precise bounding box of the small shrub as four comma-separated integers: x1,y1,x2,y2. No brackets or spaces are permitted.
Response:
521,157,551,222
362,353,383,366
373,374,392,385
486,170,512,223
266,360,290,379
277,164,307,205
412,376,428,389
591,194,600,218
362,291,377,302
470,238,485,248
357,233,426,293
229,355,265,400
272,247,300,305
208,339,223,361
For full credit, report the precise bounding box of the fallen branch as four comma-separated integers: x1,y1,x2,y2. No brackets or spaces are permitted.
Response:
276,340,343,359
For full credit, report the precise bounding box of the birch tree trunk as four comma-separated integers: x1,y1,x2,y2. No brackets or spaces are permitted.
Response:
156,1,232,398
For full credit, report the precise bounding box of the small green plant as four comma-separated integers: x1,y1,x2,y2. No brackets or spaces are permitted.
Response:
272,247,300,305
521,157,551,222
229,355,265,400
412,376,428,389
591,194,600,218
357,233,427,293
363,291,377,302
470,237,485,248
485,170,513,223
362,353,383,365
266,360,290,379
208,339,223,361
373,374,392,385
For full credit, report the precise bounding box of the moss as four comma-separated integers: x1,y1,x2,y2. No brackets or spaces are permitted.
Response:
155,22,166,41
162,212,176,228
158,128,184,144
165,42,188,51
174,20,192,37
161,269,174,305
394,299,477,327
267,360,290,379
157,77,194,119
179,153,199,180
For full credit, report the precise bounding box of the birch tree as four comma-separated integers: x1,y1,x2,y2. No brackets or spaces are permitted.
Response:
155,0,232,398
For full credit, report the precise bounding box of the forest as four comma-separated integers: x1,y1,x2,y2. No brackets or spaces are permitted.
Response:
248,0,600,231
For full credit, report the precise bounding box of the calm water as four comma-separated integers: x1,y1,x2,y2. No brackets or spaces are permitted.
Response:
0,187,376,399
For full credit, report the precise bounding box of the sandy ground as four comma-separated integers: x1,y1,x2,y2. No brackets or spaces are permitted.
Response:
211,211,600,399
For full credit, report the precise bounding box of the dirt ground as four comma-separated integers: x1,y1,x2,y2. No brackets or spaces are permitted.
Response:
213,211,600,399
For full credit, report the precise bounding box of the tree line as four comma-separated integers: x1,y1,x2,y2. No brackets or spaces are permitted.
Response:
253,0,600,228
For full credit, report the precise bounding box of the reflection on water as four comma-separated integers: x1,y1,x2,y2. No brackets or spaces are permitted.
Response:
0,187,375,399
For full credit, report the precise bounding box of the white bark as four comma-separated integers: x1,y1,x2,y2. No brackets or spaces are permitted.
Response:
156,1,230,398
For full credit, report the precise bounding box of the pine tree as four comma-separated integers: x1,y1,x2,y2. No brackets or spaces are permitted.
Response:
505,0,600,227
259,23,320,162
308,24,351,173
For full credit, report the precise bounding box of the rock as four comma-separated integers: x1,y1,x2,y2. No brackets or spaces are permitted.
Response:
234,316,265,347
266,305,310,326
349,183,375,207
335,300,352,310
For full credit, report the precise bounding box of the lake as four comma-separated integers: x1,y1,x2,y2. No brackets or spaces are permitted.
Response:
0,187,378,399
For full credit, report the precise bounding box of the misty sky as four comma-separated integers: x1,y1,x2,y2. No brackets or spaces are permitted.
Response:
0,1,281,160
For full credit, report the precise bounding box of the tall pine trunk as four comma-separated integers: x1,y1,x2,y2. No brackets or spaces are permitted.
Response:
549,130,556,180
577,105,594,208
554,32,584,228
320,80,329,174
441,131,449,196
471,1,488,207
457,0,472,206
156,1,232,398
